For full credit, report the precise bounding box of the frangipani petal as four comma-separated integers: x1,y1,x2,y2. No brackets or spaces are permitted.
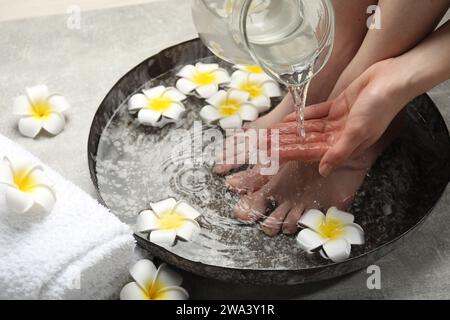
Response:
206,91,228,108
128,93,148,112
229,73,247,88
298,209,325,232
177,219,201,241
143,86,166,99
162,102,185,121
228,89,250,104
0,157,14,186
219,114,242,129
26,168,53,189
231,69,250,80
261,81,282,97
342,223,365,245
176,78,198,94
129,259,157,292
8,156,42,181
149,230,177,246
200,105,221,124
177,65,196,79
137,109,162,126
42,113,65,136
136,209,159,232
238,104,259,121
14,86,69,138
2,156,55,215
235,65,265,75
13,96,33,116
155,286,189,300
326,207,354,225
120,282,147,300
5,187,34,214
296,228,328,252
250,73,272,83
18,117,43,138
150,198,177,216
26,85,49,103
172,201,201,220
322,239,351,263
47,95,70,113
251,95,271,113
196,84,219,99
213,69,231,84
162,88,186,102
196,63,219,73
154,263,183,288
30,185,56,214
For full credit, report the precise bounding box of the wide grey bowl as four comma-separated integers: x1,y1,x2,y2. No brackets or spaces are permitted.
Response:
88,39,450,285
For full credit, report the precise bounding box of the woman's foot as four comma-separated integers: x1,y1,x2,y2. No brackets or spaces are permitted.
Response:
231,115,402,236
233,158,370,236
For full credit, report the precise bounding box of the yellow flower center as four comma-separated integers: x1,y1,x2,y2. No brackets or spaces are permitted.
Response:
218,98,240,117
145,280,168,300
244,65,264,74
31,100,52,120
192,71,217,86
240,81,263,98
13,169,36,193
157,211,187,230
148,97,172,112
318,218,344,240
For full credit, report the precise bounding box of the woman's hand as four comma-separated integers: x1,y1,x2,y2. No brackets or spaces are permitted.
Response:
273,58,414,176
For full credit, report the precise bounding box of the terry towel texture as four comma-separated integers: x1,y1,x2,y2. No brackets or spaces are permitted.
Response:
0,134,135,299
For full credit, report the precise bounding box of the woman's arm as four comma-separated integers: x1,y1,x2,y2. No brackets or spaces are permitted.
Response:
273,20,450,176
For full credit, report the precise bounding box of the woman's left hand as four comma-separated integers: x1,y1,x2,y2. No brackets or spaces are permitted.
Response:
272,58,412,176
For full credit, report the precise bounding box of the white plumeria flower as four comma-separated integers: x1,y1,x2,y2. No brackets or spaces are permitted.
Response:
234,64,267,75
176,63,230,99
128,85,187,128
229,70,281,113
0,156,56,215
200,89,259,129
13,85,70,138
296,207,365,263
120,259,189,300
136,198,201,247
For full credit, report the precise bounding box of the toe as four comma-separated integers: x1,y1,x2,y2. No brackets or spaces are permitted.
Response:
233,191,268,223
226,166,272,194
282,204,305,235
261,202,292,237
213,163,244,175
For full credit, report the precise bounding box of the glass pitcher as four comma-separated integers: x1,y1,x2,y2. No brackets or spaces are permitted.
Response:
192,0,335,86
191,0,335,136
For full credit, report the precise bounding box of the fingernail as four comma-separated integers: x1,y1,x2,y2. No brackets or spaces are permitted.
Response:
320,164,332,177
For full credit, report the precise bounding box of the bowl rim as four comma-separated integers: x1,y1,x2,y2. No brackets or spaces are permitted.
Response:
87,38,450,283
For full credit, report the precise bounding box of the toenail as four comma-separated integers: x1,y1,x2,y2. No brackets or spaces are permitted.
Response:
319,163,332,177
282,226,297,235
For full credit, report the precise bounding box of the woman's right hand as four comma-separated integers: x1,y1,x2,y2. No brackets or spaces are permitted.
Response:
272,58,414,176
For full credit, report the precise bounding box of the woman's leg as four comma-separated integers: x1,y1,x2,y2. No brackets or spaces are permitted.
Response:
248,0,377,129
330,0,450,98
231,1,450,236
214,0,377,177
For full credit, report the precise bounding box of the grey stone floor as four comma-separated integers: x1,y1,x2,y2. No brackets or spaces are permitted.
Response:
1,1,449,299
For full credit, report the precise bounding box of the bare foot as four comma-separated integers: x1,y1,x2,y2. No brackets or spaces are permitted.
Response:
233,158,369,236
232,115,403,236
225,165,272,194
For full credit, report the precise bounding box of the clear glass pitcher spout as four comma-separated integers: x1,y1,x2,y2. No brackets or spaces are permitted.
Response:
192,0,335,138
192,0,335,87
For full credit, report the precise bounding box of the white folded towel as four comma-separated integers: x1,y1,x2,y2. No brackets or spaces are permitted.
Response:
0,134,135,300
